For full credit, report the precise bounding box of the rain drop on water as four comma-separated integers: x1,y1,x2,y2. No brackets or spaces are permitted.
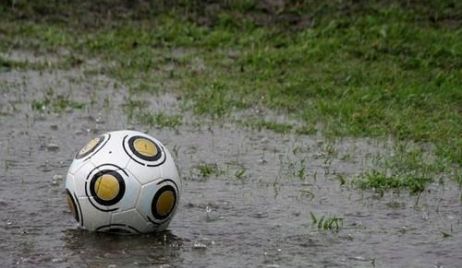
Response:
193,241,207,250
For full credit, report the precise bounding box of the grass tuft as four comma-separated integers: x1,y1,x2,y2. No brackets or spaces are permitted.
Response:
195,163,221,178
137,112,182,129
31,89,85,113
356,170,431,194
310,212,343,232
356,143,441,193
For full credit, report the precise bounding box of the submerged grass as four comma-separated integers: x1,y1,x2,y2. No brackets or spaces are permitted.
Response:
310,212,344,232
240,119,294,134
137,112,183,129
195,163,222,178
0,56,28,71
1,1,461,191
31,89,85,113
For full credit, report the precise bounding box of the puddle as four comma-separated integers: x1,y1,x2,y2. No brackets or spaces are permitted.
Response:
1,56,461,267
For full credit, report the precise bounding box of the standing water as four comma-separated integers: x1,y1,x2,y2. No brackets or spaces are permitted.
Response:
1,60,461,267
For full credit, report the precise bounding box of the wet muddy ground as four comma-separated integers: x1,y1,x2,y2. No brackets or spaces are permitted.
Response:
1,55,462,267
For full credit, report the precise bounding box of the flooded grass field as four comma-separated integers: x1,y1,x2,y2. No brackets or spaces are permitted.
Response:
1,1,462,267
1,56,462,267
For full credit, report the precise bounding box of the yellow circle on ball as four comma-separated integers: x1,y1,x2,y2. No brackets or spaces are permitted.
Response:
133,138,157,157
156,190,175,217
79,137,100,155
94,174,120,201
66,194,77,219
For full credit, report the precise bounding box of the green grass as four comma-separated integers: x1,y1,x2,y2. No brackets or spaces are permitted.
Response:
137,112,183,129
310,212,344,232
1,0,461,191
355,142,445,193
195,163,222,178
122,98,182,128
0,56,27,71
240,119,294,134
0,54,56,71
31,89,85,113
234,166,247,180
356,171,432,194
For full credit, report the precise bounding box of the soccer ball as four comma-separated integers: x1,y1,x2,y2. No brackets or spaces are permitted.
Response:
64,130,181,234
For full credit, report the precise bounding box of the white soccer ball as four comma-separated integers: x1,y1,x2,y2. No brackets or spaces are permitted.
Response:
64,130,181,234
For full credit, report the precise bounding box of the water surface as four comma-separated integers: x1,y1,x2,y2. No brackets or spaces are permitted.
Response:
1,66,461,268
